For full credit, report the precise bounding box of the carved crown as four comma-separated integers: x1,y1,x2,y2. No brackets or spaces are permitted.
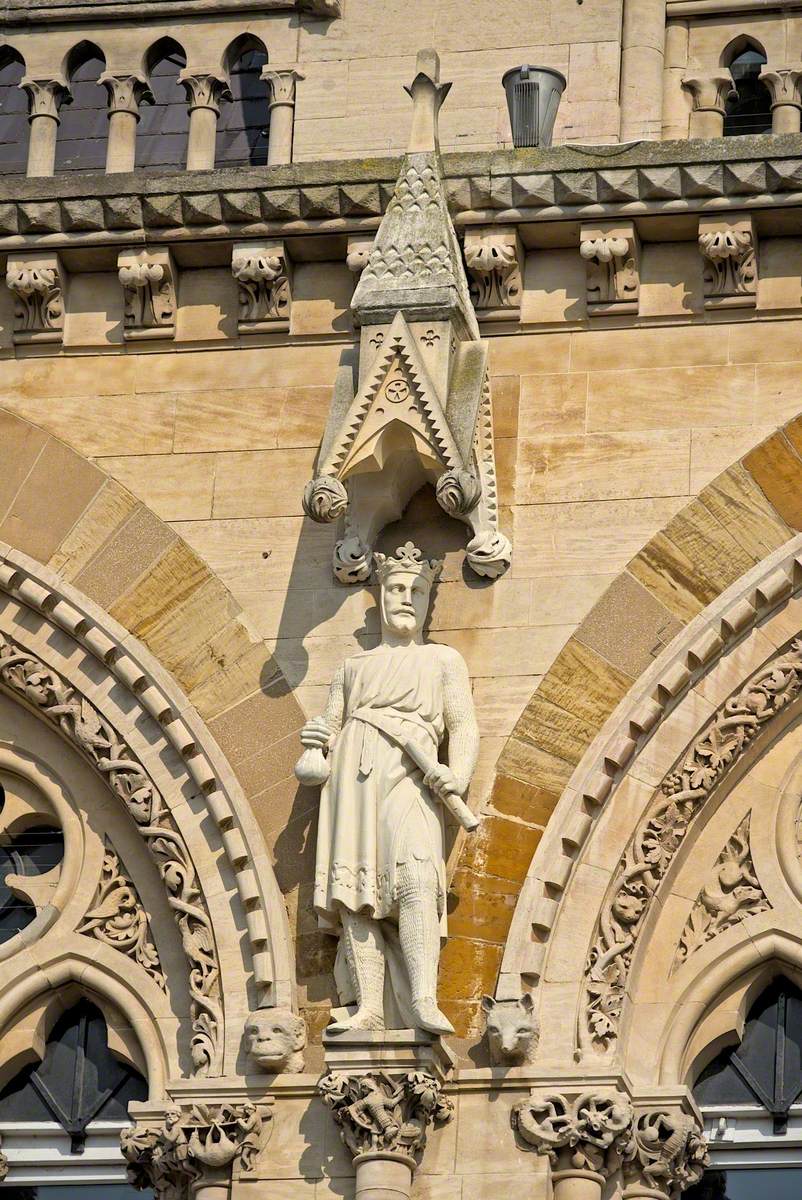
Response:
374,542,442,586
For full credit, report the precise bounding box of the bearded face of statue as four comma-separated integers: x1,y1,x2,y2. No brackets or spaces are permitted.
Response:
380,570,431,638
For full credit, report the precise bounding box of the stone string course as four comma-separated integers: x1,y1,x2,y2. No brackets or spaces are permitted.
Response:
2,136,802,244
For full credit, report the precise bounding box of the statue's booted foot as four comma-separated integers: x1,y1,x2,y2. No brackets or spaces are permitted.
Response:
327,1007,385,1034
412,998,455,1036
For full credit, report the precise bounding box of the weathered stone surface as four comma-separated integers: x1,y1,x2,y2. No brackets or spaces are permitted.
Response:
744,432,802,531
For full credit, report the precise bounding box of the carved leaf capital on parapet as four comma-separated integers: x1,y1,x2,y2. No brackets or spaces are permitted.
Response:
620,1109,709,1197
681,71,735,113
232,240,292,333
179,71,232,114
760,64,802,106
512,1090,634,1179
122,1103,272,1199
20,76,71,120
6,254,65,344
317,1070,454,1162
100,72,154,117
262,67,305,108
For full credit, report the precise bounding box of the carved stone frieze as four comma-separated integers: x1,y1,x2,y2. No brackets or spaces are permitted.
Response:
232,240,292,333
245,1008,306,1073
583,637,802,1055
621,1109,708,1197
675,813,769,967
122,1103,272,1199
79,843,167,992
580,221,640,315
463,225,523,319
0,633,223,1075
698,215,757,309
6,253,65,344
118,248,176,340
317,1070,453,1162
482,993,539,1065
513,1090,634,1179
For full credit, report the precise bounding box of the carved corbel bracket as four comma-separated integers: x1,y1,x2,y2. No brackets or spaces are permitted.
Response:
463,225,523,320
118,247,176,340
346,234,374,278
232,240,292,333
122,1102,273,1200
580,221,640,316
698,213,757,309
6,252,66,344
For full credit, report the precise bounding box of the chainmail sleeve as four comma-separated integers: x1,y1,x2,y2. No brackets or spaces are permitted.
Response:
440,648,479,796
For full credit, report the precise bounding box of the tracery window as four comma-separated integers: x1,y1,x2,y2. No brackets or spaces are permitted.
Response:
686,979,802,1198
723,44,772,136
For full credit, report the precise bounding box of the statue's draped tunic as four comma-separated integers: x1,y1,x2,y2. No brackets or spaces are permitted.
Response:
314,643,447,936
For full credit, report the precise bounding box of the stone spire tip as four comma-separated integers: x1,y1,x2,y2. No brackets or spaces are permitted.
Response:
404,47,451,153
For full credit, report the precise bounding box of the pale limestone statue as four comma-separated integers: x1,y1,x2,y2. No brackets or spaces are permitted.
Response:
246,1008,306,1073
295,542,480,1036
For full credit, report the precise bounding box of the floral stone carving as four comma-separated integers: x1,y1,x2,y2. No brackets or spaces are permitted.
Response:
698,215,757,309
122,1102,271,1197
79,842,167,992
118,248,176,340
463,226,523,319
675,813,769,967
580,222,640,315
0,633,222,1076
317,1070,453,1162
6,254,65,344
513,1090,634,1179
295,542,479,1036
303,52,511,583
232,240,291,333
245,1007,306,1073
584,637,802,1054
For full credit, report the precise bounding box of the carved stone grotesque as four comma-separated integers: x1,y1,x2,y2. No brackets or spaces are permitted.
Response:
246,1007,306,1073
122,1102,271,1199
318,1069,453,1162
513,1090,634,1181
295,542,480,1036
482,993,539,1065
621,1109,708,1197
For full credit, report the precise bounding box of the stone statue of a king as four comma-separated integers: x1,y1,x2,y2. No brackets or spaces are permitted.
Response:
295,542,480,1036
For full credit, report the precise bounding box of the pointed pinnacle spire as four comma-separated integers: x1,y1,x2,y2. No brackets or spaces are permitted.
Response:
404,48,452,153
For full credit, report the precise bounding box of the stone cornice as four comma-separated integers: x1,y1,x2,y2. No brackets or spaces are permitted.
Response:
1,135,802,248
1,0,339,24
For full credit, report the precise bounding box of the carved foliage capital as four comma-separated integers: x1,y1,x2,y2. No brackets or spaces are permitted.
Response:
20,75,70,119
6,253,65,343
760,65,802,106
580,222,640,313
698,215,756,307
179,71,232,114
463,225,522,316
262,67,305,107
512,1090,634,1179
100,72,154,116
681,71,735,113
118,248,176,339
232,240,292,332
621,1109,708,1197
122,1103,271,1198
317,1070,454,1162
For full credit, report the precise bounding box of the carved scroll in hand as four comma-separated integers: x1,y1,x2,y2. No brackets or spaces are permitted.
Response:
675,813,769,967
0,634,222,1076
584,638,802,1054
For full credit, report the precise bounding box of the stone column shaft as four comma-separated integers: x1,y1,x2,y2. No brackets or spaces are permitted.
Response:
100,74,152,174
21,78,69,177
263,68,304,166
620,0,667,141
761,67,802,135
181,72,231,170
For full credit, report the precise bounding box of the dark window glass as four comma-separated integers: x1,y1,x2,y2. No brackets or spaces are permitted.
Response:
216,48,269,168
694,979,802,1132
0,802,64,944
686,1168,802,1199
137,47,188,169
0,55,28,175
0,1001,147,1153
724,48,772,136
55,54,107,172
